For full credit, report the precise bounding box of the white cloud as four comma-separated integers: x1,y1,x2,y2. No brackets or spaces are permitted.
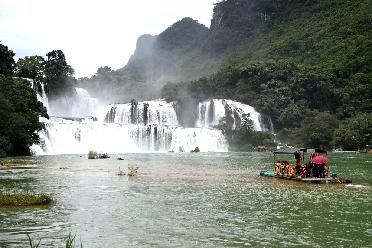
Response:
0,0,217,77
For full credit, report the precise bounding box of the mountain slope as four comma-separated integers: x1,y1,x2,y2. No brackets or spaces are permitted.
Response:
79,0,371,111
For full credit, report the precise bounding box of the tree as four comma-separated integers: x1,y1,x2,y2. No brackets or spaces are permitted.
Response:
96,66,112,78
44,50,74,98
0,43,15,76
332,113,372,150
297,112,339,149
337,72,372,118
15,55,45,82
0,75,48,156
216,113,275,151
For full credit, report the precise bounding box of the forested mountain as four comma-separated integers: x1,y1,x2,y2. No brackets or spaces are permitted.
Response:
78,17,218,103
3,0,371,153
159,0,371,149
76,0,371,150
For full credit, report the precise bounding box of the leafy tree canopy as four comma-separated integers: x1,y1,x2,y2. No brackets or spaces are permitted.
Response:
0,43,15,76
15,55,45,82
332,113,372,150
0,75,48,156
44,50,75,98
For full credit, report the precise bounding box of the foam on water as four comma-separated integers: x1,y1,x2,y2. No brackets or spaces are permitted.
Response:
345,184,370,189
195,99,263,131
31,87,266,154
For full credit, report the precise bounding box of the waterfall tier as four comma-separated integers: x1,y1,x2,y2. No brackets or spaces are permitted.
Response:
31,86,267,155
100,100,178,126
32,117,227,154
196,99,263,131
48,88,100,117
30,79,49,112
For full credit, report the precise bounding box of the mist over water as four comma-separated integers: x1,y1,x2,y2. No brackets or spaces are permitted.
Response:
31,85,265,155
48,88,100,117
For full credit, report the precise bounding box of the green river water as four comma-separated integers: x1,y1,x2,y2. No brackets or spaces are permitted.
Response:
0,152,371,247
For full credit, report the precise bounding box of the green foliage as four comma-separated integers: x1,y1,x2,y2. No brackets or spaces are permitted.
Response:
27,234,41,248
216,113,275,151
0,75,48,156
0,193,52,206
16,55,45,82
65,233,81,248
231,0,372,117
236,0,371,76
0,43,15,76
295,112,339,149
157,17,208,53
26,232,83,248
332,113,372,150
337,72,372,118
45,50,75,98
162,61,340,130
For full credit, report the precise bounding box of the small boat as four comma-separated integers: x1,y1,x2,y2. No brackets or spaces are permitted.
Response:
260,171,352,184
260,148,352,184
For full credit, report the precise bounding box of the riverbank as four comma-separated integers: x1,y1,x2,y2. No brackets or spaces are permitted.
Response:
0,159,53,207
0,193,52,207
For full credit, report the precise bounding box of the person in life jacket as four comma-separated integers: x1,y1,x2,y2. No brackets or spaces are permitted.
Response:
274,161,281,176
294,151,303,177
295,161,303,176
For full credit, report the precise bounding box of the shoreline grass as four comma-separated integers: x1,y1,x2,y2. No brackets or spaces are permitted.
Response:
27,232,83,248
0,193,53,207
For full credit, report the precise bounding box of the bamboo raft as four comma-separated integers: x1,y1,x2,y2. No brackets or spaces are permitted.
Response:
260,171,352,184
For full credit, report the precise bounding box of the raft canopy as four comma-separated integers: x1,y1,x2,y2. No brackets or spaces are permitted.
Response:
273,148,327,155
273,148,299,154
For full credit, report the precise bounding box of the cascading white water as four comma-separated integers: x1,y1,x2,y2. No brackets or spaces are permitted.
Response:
73,88,100,117
169,128,227,152
48,87,100,117
29,79,49,112
31,86,267,154
195,99,263,131
98,100,178,126
34,117,176,154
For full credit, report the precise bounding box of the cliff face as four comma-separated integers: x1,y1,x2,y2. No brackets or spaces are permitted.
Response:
156,17,209,52
123,17,210,84
207,0,268,52
127,34,156,64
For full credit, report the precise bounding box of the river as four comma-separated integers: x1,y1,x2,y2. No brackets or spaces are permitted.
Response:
0,152,371,247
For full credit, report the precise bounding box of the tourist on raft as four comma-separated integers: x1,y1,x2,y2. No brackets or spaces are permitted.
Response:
274,161,295,176
273,152,328,178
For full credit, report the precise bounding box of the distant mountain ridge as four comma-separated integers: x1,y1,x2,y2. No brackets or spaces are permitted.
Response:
79,0,371,105
122,17,210,83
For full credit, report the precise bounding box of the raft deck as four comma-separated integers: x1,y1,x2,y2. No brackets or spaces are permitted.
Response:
260,171,352,184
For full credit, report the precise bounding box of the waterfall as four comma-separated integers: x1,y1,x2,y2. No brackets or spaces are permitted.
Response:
169,128,227,152
99,100,178,126
48,88,100,117
30,85,268,154
34,117,176,154
29,79,49,112
73,88,100,117
195,99,263,131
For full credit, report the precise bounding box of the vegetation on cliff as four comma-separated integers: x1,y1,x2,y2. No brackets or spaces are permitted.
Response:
0,43,49,157
78,17,213,103
161,0,371,150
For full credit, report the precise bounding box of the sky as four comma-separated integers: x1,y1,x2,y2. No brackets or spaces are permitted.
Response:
0,0,217,78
